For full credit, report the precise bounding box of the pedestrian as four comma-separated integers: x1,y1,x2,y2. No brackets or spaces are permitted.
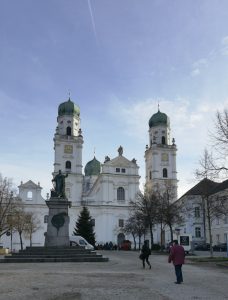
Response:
168,239,185,284
140,240,151,269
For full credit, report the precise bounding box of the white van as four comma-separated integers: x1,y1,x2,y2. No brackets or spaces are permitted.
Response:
70,236,94,250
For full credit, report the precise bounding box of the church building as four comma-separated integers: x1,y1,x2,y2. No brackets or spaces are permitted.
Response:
1,98,178,250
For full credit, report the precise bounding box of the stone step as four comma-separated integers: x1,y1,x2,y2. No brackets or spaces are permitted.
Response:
8,253,102,258
0,256,109,263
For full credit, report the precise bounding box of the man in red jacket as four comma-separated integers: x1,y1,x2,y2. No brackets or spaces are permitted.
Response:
168,240,185,284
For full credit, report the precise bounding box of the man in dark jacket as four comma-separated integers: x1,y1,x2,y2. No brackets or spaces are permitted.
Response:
168,240,185,284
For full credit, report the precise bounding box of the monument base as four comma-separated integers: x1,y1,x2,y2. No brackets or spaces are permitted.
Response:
45,197,72,247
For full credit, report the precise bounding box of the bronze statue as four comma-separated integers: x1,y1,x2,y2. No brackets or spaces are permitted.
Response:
52,170,68,198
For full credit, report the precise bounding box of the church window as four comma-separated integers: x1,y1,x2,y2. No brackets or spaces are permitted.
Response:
195,227,201,238
91,219,95,226
119,219,124,227
162,136,166,144
117,187,125,201
163,168,168,178
116,168,120,173
121,168,126,173
44,215,48,223
65,161,71,170
66,126,72,136
27,191,32,200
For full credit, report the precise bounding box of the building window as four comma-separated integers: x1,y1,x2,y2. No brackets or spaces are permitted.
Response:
162,136,166,144
44,215,48,223
216,218,220,225
119,219,124,227
216,234,220,244
27,191,33,200
224,216,228,224
194,207,200,218
117,187,125,201
66,126,71,136
121,168,126,173
163,168,168,178
224,233,227,243
65,161,71,170
195,227,201,238
116,168,120,173
91,219,95,226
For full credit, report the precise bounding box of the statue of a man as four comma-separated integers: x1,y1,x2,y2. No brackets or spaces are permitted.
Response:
52,170,68,198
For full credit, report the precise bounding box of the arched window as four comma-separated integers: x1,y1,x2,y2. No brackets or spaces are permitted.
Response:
66,126,71,136
117,187,125,201
65,161,71,170
163,168,168,178
162,136,166,145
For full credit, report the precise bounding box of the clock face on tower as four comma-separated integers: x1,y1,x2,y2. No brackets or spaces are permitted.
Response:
161,153,169,161
64,144,73,154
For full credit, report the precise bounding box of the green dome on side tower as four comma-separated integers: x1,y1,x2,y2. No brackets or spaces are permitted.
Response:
149,110,169,128
58,98,80,117
84,157,101,176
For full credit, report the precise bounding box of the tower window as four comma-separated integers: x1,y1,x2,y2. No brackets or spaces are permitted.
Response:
117,187,125,201
162,136,166,145
149,171,152,180
65,161,71,170
66,126,72,136
119,219,124,227
163,168,168,178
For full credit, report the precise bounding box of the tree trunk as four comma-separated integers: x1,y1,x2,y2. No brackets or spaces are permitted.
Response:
149,222,154,248
19,231,23,250
169,223,173,242
206,198,213,258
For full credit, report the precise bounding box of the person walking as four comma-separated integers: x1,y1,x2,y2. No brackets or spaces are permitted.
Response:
168,239,185,284
141,240,151,269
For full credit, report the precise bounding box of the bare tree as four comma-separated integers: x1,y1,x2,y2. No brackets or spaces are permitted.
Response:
24,212,41,247
123,211,147,250
0,174,17,240
208,109,228,175
195,149,228,257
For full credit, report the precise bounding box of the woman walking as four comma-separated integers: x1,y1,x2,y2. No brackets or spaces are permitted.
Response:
141,240,151,269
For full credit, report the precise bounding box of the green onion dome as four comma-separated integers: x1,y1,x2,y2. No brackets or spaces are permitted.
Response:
58,98,80,117
84,157,101,176
149,110,169,128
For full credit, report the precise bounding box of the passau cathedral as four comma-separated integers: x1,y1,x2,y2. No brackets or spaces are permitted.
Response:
2,98,178,250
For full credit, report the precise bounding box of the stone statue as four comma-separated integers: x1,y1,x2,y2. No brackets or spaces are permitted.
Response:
118,146,123,156
52,170,68,198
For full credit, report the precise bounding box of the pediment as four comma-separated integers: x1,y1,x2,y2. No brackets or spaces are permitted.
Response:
104,155,136,168
18,180,41,189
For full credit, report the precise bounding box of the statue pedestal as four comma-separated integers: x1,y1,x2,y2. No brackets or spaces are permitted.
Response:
45,197,72,247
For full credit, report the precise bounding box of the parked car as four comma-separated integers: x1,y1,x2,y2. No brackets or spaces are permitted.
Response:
70,236,94,250
194,243,210,251
213,243,227,252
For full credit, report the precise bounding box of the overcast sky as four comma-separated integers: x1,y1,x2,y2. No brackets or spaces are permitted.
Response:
0,0,228,198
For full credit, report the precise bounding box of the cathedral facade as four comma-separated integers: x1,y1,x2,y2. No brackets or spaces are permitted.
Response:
1,98,178,250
